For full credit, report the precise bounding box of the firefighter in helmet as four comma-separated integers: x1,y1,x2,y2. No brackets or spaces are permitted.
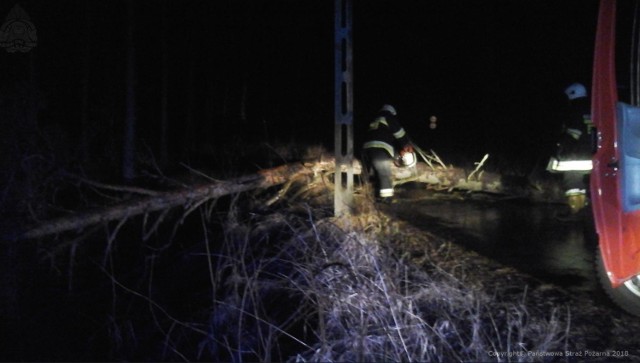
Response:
363,104,413,203
547,82,593,217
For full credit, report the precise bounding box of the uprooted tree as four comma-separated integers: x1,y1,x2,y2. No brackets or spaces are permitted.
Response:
11,149,555,242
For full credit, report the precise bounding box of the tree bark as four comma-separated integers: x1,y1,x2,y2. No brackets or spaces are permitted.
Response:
122,0,136,181
159,0,169,166
80,1,91,164
391,162,504,193
16,163,306,240
15,156,536,241
183,49,196,157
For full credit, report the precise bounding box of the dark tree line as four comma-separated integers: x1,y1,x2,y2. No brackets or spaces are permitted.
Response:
0,0,334,219
0,4,332,359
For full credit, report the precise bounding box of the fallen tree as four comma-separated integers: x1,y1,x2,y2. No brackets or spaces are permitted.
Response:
13,151,547,241
390,154,503,193
14,163,306,240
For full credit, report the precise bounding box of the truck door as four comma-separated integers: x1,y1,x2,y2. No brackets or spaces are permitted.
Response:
592,0,640,315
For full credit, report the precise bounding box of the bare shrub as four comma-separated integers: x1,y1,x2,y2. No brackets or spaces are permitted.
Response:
15,151,574,361
189,198,570,362
286,212,570,362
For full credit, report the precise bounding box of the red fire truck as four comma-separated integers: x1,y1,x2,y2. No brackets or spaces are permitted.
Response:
591,0,640,316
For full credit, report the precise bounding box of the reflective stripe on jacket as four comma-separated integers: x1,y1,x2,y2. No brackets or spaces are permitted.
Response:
363,110,409,157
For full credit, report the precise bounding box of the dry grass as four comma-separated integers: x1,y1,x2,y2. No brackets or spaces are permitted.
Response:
184,192,572,362
290,210,569,362
12,145,585,361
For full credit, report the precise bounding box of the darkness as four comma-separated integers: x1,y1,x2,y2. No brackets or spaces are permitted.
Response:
0,0,602,360
355,1,599,165
0,0,599,174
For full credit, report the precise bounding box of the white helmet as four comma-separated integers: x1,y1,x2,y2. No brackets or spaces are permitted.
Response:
564,83,587,100
380,104,397,115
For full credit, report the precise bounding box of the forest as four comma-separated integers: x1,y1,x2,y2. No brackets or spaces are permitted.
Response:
5,1,638,362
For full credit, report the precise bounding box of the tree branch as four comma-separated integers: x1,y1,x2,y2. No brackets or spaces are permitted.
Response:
15,163,305,240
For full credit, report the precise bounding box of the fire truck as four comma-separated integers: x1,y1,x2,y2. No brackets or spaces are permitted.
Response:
591,0,640,316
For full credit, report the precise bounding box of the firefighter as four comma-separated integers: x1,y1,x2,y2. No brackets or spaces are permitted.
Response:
363,104,413,203
547,83,593,217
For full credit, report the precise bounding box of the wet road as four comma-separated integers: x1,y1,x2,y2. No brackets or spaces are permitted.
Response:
391,190,599,293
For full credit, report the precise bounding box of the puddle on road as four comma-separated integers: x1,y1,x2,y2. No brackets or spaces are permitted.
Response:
390,191,598,293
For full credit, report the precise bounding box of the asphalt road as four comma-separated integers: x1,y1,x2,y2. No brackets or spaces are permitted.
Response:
390,189,599,294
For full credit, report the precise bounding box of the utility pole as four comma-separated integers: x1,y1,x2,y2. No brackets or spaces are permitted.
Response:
334,0,354,216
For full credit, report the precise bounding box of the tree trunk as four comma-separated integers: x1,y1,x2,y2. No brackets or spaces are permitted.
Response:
14,156,546,241
80,1,91,164
240,73,248,123
16,163,306,240
159,0,169,166
182,49,196,158
122,0,136,181
391,162,503,193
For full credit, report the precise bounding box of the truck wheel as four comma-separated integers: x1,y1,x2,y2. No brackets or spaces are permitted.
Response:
596,248,640,317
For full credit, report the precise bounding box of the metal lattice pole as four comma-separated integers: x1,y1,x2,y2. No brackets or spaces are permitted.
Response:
334,0,354,216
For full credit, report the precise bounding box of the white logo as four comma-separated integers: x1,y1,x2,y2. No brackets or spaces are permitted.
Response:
0,4,37,53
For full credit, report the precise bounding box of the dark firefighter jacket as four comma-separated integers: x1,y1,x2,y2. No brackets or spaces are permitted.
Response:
557,96,593,162
363,109,410,157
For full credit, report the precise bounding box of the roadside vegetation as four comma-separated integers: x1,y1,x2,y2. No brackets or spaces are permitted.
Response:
238,201,571,362
3,144,639,362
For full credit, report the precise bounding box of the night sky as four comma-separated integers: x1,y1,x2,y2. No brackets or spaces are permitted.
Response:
1,0,600,173
0,1,618,360
354,1,599,165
